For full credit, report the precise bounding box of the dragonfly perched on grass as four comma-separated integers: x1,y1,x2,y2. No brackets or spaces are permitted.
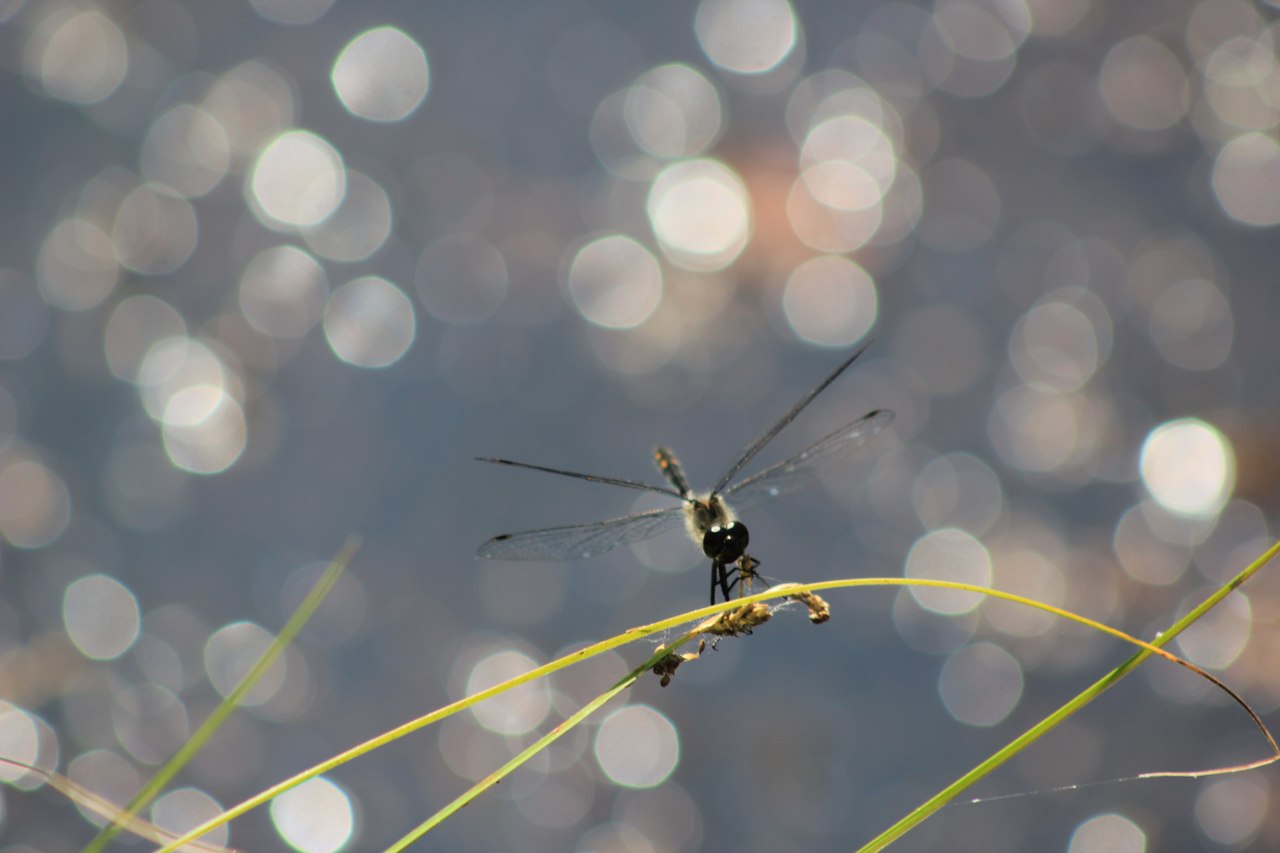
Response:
477,345,893,604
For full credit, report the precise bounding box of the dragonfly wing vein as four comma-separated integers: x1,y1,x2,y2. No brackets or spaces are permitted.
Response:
477,505,687,561
722,409,894,511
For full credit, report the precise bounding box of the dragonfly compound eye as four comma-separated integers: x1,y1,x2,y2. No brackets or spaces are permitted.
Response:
702,522,748,562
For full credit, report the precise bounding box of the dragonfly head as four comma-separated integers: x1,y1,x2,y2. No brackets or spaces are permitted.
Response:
702,521,749,563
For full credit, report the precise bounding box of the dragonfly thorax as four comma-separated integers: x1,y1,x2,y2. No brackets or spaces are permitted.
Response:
684,494,747,562
684,494,734,538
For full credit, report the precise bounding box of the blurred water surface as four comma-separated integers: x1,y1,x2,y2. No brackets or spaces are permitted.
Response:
1,2,1278,850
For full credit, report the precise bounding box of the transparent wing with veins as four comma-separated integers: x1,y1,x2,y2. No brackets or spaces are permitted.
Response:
476,504,688,561
721,409,894,512
477,346,892,564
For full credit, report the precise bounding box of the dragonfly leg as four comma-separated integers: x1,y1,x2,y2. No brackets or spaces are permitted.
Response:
726,555,762,598
724,563,741,597
709,559,735,604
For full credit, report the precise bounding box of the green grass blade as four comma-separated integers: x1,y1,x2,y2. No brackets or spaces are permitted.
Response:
384,675,635,851
854,537,1280,853
155,600,737,852
154,541,1279,851
81,536,360,853
382,634,705,851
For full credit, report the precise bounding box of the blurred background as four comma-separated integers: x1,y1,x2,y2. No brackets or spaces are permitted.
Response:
0,0,1278,850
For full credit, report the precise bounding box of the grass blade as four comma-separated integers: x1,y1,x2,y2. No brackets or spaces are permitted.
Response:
854,537,1280,852
82,536,360,853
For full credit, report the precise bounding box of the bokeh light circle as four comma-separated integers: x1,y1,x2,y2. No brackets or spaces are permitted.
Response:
0,703,49,788
249,130,347,228
63,574,140,660
324,276,416,368
68,750,142,824
112,184,199,276
801,114,897,192
625,63,723,158
0,453,72,549
302,170,393,262
205,61,296,157
270,776,355,853
695,0,798,75
331,26,429,123
1098,35,1190,131
1194,776,1269,847
1148,278,1233,370
249,0,336,26
135,338,249,475
904,527,992,615
465,649,550,736
137,337,229,422
912,452,1004,536
1067,813,1147,853
239,245,330,338
1174,588,1251,670
151,788,228,851
1139,419,1234,517
25,8,128,104
1009,301,1101,393
1211,132,1280,227
566,235,663,329
781,254,877,347
647,159,751,271
204,621,286,706
937,642,1024,727
37,217,119,312
594,704,679,788
140,104,231,198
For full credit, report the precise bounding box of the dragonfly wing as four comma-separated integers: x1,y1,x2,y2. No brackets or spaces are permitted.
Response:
721,409,894,512
477,505,688,561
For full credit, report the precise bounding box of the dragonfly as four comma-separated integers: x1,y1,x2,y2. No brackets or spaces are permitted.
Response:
476,345,894,604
